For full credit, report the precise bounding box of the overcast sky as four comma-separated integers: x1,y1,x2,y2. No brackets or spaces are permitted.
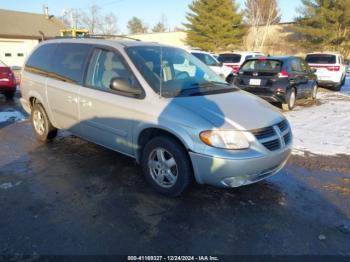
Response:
0,0,302,34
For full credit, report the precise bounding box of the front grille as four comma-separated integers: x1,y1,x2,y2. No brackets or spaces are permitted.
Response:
277,119,289,132
262,139,281,151
251,119,292,151
252,126,275,140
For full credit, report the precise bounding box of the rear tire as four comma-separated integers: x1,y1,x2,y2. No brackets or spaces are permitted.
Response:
332,84,342,91
31,103,57,142
4,91,15,100
282,88,296,111
309,83,318,100
141,136,193,197
226,74,234,84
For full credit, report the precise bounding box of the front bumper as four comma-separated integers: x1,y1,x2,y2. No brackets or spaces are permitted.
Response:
189,147,291,188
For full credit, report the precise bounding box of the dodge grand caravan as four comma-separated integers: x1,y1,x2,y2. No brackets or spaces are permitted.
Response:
20,39,292,197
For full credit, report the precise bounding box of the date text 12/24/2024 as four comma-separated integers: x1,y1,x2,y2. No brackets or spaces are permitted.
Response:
127,256,220,261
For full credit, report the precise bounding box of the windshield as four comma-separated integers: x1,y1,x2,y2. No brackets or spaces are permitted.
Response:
305,54,336,64
191,52,221,67
218,54,241,63
241,59,282,72
126,46,235,97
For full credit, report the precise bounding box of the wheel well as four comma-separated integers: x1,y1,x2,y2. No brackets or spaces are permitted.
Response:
137,128,188,163
29,97,38,108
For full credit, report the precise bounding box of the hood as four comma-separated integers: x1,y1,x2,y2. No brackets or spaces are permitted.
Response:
172,90,284,131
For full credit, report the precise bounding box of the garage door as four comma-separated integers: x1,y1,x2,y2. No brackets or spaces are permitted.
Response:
0,41,28,67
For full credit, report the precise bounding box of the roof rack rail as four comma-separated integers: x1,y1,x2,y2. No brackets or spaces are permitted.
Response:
54,34,141,41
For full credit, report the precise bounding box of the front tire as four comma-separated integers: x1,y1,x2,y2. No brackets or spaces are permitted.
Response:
141,136,193,197
282,88,296,111
31,103,57,142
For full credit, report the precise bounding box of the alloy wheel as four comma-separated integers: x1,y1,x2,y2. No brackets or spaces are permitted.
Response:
148,148,178,188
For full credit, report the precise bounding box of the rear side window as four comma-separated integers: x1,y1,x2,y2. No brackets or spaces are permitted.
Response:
25,44,57,73
218,54,241,63
305,54,336,64
50,43,92,84
241,59,282,72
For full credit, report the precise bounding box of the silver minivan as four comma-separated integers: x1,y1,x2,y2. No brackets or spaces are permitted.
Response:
20,39,292,196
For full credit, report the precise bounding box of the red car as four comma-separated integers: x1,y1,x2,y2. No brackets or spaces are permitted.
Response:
0,60,17,99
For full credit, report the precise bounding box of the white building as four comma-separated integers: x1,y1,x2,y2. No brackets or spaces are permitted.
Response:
0,9,64,67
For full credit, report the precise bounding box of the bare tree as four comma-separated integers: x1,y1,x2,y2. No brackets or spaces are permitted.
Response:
101,13,119,35
80,5,101,34
60,5,119,35
244,0,281,51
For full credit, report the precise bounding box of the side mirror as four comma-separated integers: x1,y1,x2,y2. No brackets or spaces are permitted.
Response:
311,68,317,73
110,77,142,96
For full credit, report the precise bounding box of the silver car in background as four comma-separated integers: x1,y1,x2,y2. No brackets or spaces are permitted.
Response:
20,39,292,196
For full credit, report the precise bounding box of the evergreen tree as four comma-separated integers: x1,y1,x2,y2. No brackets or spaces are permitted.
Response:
152,15,168,33
184,0,246,51
295,0,350,56
127,17,148,34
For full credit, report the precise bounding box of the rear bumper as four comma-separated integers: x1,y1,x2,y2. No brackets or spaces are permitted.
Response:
0,83,16,92
20,98,31,114
317,80,340,87
238,87,287,103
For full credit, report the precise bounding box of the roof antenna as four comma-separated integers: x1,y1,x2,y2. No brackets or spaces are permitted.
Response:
159,45,163,98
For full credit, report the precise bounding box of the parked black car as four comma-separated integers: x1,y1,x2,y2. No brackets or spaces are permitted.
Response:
234,56,318,111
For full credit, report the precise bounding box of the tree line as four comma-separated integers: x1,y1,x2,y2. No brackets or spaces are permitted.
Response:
60,0,350,56
60,6,170,35
185,0,350,56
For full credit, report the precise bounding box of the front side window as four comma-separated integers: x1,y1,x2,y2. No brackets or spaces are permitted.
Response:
126,46,234,97
85,48,140,93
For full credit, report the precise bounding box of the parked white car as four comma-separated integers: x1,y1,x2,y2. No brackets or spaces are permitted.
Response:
305,52,346,91
218,52,265,76
189,50,234,83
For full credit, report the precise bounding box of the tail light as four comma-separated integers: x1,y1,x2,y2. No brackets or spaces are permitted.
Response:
326,66,340,71
278,70,289,78
230,65,240,74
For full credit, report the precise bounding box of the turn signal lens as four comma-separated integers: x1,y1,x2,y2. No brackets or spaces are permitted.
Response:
200,130,250,150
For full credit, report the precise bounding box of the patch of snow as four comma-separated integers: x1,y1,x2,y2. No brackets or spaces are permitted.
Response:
0,110,25,123
285,79,350,156
0,181,22,190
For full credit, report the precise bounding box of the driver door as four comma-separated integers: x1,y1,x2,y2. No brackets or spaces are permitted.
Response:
78,47,142,155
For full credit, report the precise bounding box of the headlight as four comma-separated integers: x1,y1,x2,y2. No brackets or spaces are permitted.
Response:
199,130,250,150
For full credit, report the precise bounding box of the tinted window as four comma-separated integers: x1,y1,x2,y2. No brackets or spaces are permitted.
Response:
25,44,57,73
241,59,282,72
218,54,241,63
191,52,220,66
299,59,310,72
86,48,140,94
305,54,336,64
51,43,91,84
290,59,301,72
